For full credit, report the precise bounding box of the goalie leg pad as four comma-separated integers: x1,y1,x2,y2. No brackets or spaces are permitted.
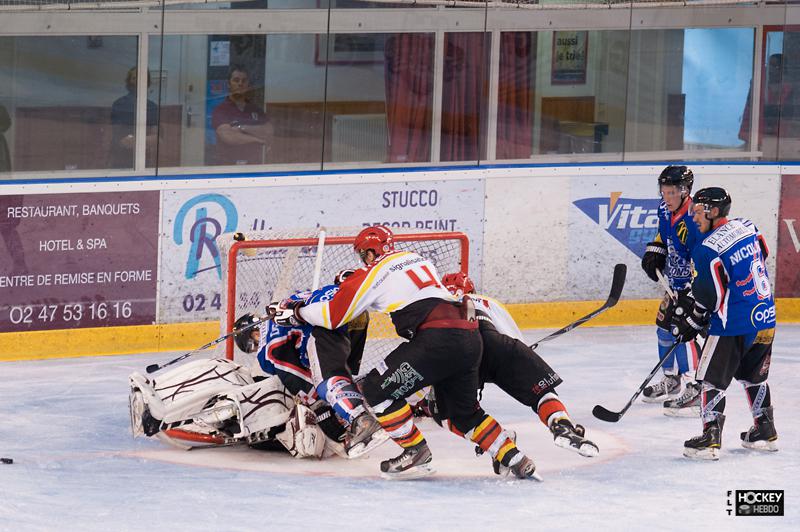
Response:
221,376,295,439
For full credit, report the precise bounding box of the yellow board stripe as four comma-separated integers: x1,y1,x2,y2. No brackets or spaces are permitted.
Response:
2,298,799,362
0,321,217,362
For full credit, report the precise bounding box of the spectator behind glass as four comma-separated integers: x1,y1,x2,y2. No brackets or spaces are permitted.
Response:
739,53,793,151
211,65,272,166
110,67,158,169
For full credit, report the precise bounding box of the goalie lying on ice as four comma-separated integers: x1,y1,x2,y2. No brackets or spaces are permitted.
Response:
128,357,345,459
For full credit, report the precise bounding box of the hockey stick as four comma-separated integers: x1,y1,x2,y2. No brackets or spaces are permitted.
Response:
529,263,627,350
145,310,274,374
592,340,681,423
655,269,677,301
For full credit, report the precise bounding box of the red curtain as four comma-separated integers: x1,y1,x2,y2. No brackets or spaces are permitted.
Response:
496,32,534,160
384,34,434,163
441,32,489,162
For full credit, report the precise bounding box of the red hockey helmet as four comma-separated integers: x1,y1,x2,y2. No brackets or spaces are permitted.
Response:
442,272,475,297
354,225,394,264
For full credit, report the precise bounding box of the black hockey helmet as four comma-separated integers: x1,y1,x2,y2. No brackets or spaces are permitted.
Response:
658,165,694,194
233,313,259,353
693,187,732,219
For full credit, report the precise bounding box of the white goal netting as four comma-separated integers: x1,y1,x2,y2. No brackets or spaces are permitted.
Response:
215,227,469,378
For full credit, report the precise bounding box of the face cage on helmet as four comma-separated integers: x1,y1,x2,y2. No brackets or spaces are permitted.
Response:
695,202,721,222
658,183,690,200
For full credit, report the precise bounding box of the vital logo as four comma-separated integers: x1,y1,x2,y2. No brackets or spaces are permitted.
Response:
573,193,661,257
784,219,800,252
173,194,238,280
727,490,784,516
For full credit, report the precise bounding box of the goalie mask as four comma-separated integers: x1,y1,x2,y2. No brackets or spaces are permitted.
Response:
233,313,260,354
354,225,394,264
442,272,475,298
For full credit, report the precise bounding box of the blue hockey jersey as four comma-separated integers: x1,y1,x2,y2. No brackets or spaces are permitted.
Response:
256,284,341,377
655,199,702,291
691,218,775,336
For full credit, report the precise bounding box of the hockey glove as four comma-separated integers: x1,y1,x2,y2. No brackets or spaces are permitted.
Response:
670,302,710,343
267,299,306,328
641,241,668,282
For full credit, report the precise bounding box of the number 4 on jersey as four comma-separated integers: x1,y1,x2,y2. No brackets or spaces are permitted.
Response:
406,265,441,289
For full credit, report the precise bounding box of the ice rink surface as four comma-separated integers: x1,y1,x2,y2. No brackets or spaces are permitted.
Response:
1,325,797,531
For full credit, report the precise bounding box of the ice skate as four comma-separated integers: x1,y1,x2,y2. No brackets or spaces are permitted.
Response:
683,415,724,460
345,412,390,458
741,406,778,452
642,374,681,403
663,381,701,417
379,442,435,480
508,455,543,481
550,419,599,457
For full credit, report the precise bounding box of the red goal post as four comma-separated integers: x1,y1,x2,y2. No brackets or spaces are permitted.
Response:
218,228,470,373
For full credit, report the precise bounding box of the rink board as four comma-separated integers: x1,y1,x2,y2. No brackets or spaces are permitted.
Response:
1,162,798,360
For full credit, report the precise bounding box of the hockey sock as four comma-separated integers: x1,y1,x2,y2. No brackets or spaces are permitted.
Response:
657,326,680,372
466,414,521,467
316,375,366,425
700,382,726,424
742,380,772,419
536,393,570,427
375,402,426,448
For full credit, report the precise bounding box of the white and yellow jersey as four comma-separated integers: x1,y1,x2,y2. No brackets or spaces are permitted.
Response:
470,294,525,342
298,250,455,329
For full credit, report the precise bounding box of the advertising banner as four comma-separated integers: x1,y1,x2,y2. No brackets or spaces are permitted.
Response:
0,192,159,332
569,175,662,299
159,180,485,323
776,174,800,297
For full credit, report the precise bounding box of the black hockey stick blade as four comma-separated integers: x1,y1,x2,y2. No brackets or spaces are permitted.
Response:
592,341,681,423
592,405,623,423
530,263,627,349
606,263,627,308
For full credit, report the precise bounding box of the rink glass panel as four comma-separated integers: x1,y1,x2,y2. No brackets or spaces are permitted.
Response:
2,3,800,177
0,35,139,173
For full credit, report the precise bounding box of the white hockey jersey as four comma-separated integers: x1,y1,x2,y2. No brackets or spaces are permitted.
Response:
298,250,455,329
471,294,525,342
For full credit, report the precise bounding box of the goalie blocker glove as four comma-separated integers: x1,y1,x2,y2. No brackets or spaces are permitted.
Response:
267,299,307,328
641,241,668,282
670,302,709,343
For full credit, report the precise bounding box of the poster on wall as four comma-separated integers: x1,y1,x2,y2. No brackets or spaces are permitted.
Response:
0,191,159,333
551,31,588,85
159,180,486,324
776,174,800,297
569,175,662,299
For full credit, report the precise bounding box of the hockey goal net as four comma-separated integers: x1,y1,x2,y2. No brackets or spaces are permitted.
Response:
216,228,469,377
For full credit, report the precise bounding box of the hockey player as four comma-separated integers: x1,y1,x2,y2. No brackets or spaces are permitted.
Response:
129,355,336,459
235,275,386,457
640,165,704,415
440,272,598,460
269,225,538,480
671,187,778,460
